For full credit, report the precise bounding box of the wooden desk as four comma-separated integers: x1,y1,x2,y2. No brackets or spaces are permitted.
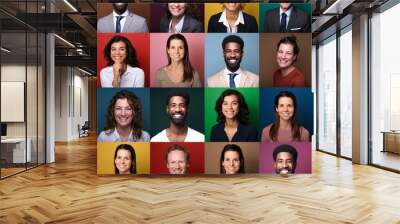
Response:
1,138,31,163
381,131,400,154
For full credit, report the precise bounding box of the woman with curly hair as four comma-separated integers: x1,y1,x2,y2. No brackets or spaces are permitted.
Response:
210,89,257,142
98,90,150,142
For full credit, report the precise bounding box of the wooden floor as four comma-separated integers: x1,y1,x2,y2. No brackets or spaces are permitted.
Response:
1,136,400,223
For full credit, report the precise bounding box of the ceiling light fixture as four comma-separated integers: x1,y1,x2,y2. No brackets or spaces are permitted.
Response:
54,34,75,48
1,47,11,53
63,0,78,12
323,0,355,15
78,67,94,76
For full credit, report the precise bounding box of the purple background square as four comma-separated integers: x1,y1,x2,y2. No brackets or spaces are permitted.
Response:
259,142,312,174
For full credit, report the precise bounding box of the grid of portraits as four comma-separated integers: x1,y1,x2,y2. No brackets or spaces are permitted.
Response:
97,2,313,176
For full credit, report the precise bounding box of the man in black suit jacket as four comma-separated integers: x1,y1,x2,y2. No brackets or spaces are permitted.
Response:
263,3,310,33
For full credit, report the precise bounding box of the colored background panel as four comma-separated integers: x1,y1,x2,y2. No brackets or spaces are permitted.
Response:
149,33,205,86
204,142,259,174
204,3,259,32
259,33,311,87
204,88,259,142
259,3,312,32
150,3,204,32
97,142,150,175
97,3,151,29
259,87,314,136
97,33,150,87
97,88,151,135
259,142,311,174
150,88,204,136
204,33,259,82
150,142,204,174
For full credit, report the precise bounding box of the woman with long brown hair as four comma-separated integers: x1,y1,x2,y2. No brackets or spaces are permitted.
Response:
261,91,309,142
154,33,201,87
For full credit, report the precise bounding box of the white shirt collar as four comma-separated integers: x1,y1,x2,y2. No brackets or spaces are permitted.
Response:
218,10,244,33
224,67,243,87
280,6,293,19
168,15,185,33
110,128,133,141
113,10,129,18
113,10,129,32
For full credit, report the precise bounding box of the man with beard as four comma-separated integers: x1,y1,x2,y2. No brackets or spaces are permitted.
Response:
151,91,204,142
97,2,148,33
207,35,259,87
272,144,297,175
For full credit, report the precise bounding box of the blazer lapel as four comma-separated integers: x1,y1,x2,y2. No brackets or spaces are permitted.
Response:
123,12,134,32
239,71,248,87
218,70,228,86
181,17,189,32
287,7,297,31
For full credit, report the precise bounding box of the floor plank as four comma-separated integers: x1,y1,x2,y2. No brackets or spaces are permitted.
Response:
1,136,400,223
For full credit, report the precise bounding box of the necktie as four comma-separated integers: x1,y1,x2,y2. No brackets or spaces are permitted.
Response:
116,16,123,33
280,12,287,32
229,73,237,88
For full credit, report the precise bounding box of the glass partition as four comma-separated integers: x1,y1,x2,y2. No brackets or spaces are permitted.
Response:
317,35,337,155
370,3,400,171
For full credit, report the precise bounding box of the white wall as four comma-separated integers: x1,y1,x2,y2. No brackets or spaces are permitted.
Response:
54,66,89,141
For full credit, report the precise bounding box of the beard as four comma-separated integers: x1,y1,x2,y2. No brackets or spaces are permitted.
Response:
224,56,242,72
169,112,187,126
275,166,295,174
113,3,128,15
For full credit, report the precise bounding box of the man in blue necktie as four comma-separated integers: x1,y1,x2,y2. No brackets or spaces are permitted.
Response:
263,3,311,33
207,35,259,87
97,3,149,33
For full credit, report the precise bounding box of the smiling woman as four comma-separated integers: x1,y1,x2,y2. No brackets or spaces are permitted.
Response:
154,34,201,87
220,144,245,174
160,3,203,33
97,90,150,142
273,35,306,87
100,35,144,88
261,91,309,142
114,144,137,175
210,89,258,142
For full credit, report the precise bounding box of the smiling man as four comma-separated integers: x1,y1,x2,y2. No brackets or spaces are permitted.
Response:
151,91,204,142
165,144,190,175
207,35,259,87
272,144,298,174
